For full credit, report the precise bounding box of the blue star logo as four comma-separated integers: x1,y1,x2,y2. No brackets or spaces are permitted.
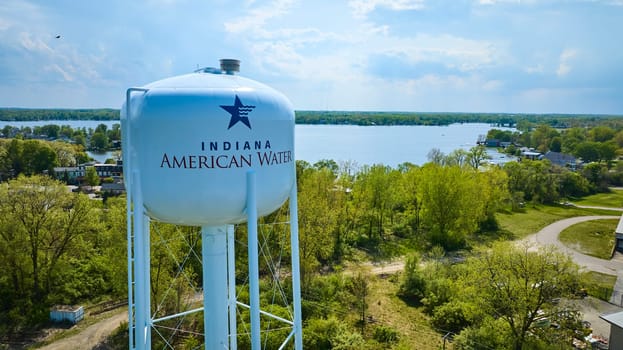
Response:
220,95,255,130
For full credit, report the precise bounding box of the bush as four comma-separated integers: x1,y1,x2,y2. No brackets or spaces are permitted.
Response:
398,254,426,302
304,317,362,350
373,325,399,344
431,301,476,333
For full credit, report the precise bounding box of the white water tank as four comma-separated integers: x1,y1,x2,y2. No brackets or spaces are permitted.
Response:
121,60,295,225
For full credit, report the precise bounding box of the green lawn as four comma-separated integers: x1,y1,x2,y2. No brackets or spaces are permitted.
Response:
496,205,619,239
580,271,617,301
572,189,623,208
559,219,617,259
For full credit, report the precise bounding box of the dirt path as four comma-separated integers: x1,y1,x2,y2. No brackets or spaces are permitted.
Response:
39,212,623,348
368,261,406,275
38,311,127,350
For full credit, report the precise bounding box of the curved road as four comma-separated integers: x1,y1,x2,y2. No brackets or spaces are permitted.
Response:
525,214,623,306
525,215,623,276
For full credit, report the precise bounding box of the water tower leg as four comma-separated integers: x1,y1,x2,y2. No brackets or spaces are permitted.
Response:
133,172,151,350
227,224,237,350
202,226,229,349
289,183,303,350
246,171,261,350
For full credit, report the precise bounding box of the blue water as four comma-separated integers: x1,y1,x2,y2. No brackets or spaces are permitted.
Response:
295,124,514,167
0,121,514,167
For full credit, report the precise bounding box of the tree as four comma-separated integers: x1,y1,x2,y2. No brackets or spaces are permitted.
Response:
352,164,394,241
73,133,87,148
313,159,339,175
89,131,109,151
503,160,559,204
474,167,509,229
561,127,586,154
549,136,562,152
458,242,580,350
445,149,469,167
530,124,559,152
399,253,426,301
418,164,482,249
588,125,615,143
0,175,94,326
582,162,608,191
348,272,369,334
466,145,489,169
397,165,422,235
574,141,601,163
297,167,340,291
427,148,445,165
559,169,591,198
598,141,617,164
50,141,80,167
84,166,100,187
107,123,121,145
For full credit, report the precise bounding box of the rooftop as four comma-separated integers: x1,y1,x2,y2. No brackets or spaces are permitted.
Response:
600,310,623,328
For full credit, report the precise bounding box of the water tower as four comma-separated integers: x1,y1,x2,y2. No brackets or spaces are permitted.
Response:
122,59,303,349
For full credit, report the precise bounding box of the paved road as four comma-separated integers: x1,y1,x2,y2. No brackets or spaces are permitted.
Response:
524,215,623,306
525,215,623,275
568,204,623,212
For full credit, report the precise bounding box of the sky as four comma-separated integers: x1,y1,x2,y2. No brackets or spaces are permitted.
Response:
0,0,622,114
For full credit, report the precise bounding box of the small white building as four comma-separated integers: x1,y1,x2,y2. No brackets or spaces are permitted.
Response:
50,305,84,324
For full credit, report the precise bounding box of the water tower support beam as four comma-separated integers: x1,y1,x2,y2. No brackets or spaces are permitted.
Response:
289,182,303,350
246,171,261,350
133,172,151,350
227,224,237,350
201,226,229,349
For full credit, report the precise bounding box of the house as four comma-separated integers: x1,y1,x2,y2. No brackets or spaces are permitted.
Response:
600,311,623,349
485,139,501,147
101,181,126,195
94,162,123,177
543,151,578,170
520,150,543,161
54,160,123,185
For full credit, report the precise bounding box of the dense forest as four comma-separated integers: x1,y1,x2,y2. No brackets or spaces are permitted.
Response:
1,118,623,348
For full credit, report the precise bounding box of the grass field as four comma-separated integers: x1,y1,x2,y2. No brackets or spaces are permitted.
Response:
580,271,617,301
572,189,623,208
365,274,443,350
496,204,618,239
559,219,617,259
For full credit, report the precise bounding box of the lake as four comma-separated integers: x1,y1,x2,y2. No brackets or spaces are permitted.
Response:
0,120,515,167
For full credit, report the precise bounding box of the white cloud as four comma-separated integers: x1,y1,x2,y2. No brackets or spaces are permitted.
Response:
524,64,544,74
374,33,503,73
556,48,577,77
19,32,53,55
476,0,531,5
224,0,295,34
46,63,73,82
349,0,425,18
0,18,11,31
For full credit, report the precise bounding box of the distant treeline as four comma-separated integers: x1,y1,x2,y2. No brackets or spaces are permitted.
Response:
295,110,623,129
2,108,623,128
0,108,119,121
